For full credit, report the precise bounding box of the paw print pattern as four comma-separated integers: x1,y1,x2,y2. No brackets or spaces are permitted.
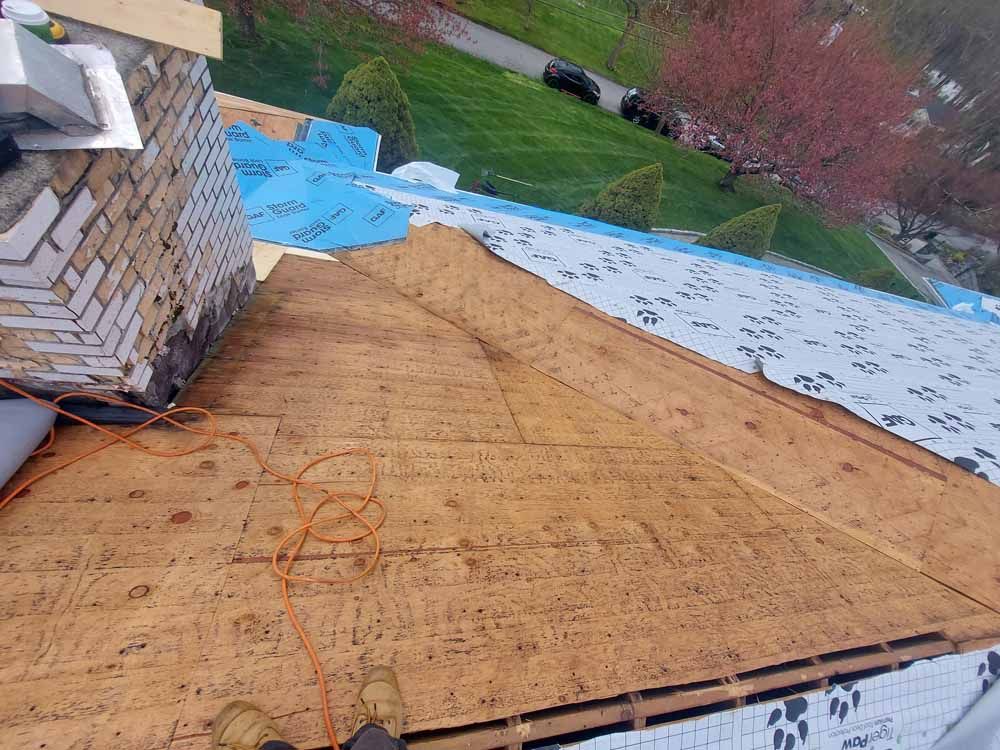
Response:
954,449,1000,480
939,372,970,387
927,413,974,434
653,296,677,309
766,696,809,750
556,270,578,280
977,650,1000,694
635,309,662,326
908,386,946,403
851,360,887,376
794,372,845,393
630,295,651,305
827,682,862,724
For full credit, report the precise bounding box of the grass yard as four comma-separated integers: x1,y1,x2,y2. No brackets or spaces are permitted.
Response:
454,0,659,87
210,5,918,298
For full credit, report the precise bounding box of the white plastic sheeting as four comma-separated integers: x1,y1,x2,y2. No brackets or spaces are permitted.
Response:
390,162,460,192
564,646,1000,750
370,186,1000,486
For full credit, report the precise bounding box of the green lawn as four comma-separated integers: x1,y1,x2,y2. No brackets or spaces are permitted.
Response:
454,0,659,87
210,5,918,298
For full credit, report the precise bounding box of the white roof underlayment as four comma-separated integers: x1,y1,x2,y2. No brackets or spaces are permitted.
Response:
563,646,1000,750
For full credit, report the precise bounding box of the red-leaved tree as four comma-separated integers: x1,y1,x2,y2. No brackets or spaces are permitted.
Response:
887,132,982,244
653,0,920,221
232,0,461,50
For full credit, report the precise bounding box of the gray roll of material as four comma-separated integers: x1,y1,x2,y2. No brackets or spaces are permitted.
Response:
0,398,56,489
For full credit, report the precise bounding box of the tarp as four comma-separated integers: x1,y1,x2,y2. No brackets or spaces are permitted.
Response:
225,121,409,251
928,279,1000,325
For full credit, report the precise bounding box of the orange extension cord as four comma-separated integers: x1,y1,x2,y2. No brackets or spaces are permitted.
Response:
0,378,385,750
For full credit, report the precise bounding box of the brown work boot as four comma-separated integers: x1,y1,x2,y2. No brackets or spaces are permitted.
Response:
212,700,288,749
351,666,404,738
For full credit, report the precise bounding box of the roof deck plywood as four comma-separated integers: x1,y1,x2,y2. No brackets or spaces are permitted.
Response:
340,225,1000,613
2,255,998,750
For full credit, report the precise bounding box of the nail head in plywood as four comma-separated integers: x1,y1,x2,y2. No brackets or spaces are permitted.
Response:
36,0,224,59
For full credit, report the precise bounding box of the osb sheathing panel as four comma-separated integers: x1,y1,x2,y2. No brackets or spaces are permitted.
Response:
340,224,1000,614
2,256,997,750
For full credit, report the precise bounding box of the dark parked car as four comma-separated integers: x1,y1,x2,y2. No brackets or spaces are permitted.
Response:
620,88,662,129
543,59,600,105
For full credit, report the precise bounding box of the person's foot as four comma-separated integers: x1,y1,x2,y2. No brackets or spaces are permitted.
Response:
212,700,288,749
352,665,404,738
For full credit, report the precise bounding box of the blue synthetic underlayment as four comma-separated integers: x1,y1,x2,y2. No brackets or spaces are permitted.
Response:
225,122,409,251
297,119,381,171
225,121,983,324
929,279,1000,325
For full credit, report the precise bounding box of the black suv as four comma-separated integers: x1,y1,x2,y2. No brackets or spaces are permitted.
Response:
543,59,600,105
620,87,663,129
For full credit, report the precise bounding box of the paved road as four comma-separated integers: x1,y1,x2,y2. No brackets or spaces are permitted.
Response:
441,12,629,115
876,214,998,256
867,232,960,303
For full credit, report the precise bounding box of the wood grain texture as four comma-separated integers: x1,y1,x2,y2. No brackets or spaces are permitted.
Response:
2,254,997,750
217,92,308,139
341,225,1000,613
38,0,223,58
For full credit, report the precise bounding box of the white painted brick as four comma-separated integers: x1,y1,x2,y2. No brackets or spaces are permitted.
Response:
0,188,60,261
199,80,214,111
27,340,102,355
26,303,75,319
195,113,215,148
182,253,199,284
55,331,79,343
116,281,145,328
55,364,125,376
0,241,57,286
84,354,122,367
96,214,111,233
95,290,124,340
141,53,159,79
67,259,105,315
26,370,95,383
191,167,210,201
127,362,154,390
0,369,14,377
0,315,80,331
101,325,124,356
0,285,59,303
79,332,102,345
51,188,96,252
181,141,199,174
78,296,103,330
189,55,207,84
62,265,82,290
141,138,161,170
176,193,196,230
115,312,143,361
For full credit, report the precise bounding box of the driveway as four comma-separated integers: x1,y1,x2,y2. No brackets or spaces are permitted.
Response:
867,232,959,303
441,12,629,115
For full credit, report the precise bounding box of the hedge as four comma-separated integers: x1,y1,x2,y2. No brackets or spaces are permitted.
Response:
326,56,418,171
579,163,663,231
696,204,781,259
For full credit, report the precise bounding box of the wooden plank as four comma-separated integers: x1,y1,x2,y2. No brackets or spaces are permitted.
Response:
216,92,313,140
340,225,1000,613
38,0,223,59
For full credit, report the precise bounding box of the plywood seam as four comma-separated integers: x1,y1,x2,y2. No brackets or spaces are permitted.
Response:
482,340,527,444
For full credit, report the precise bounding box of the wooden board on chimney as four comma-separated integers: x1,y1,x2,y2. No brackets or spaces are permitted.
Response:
38,0,223,59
